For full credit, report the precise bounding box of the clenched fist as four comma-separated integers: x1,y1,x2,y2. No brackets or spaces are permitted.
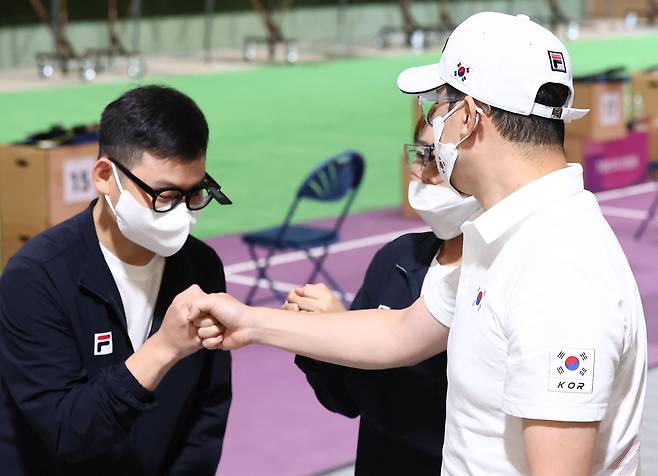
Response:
190,293,251,350
156,284,209,360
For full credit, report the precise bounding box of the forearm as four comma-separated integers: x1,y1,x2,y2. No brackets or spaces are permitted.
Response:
125,332,178,391
249,307,420,370
0,317,157,459
8,363,156,461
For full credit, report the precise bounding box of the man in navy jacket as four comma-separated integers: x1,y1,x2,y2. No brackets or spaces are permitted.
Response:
0,85,232,475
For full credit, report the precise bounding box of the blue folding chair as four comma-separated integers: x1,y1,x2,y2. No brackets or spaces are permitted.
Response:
634,162,658,240
241,150,365,305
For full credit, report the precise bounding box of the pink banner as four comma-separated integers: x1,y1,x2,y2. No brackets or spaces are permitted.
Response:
583,131,649,192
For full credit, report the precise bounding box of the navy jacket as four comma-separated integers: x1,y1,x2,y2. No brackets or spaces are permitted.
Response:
0,203,232,476
295,232,447,475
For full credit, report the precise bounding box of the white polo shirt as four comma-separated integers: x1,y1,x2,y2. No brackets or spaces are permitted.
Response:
425,164,647,475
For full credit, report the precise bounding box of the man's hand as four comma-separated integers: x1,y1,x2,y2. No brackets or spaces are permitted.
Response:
126,285,210,391
190,293,250,351
282,283,346,314
152,284,210,360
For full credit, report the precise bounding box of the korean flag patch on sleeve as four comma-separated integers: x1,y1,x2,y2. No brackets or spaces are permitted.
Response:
549,348,594,394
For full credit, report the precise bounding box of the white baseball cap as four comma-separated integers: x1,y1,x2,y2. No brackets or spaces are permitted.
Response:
397,12,589,122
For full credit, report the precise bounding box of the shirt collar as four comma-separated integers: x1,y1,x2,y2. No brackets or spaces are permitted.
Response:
466,163,584,245
78,200,120,300
76,201,130,330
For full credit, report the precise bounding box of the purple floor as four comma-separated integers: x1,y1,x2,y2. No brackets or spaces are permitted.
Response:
205,184,658,476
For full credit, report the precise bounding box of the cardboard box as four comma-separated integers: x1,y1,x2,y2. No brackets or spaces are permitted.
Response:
0,143,98,225
567,80,627,141
647,126,658,162
633,118,658,163
632,71,658,122
564,131,648,192
588,0,652,17
1,222,44,267
0,142,98,263
644,123,658,163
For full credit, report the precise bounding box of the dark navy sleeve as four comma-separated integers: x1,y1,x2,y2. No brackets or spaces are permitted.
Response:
0,257,156,462
168,249,232,475
294,248,384,418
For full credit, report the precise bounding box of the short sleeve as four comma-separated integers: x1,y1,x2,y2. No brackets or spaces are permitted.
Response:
422,264,460,328
502,255,625,422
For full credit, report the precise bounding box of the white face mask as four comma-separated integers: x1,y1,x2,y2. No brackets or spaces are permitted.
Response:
104,163,198,257
408,180,480,239
432,100,483,196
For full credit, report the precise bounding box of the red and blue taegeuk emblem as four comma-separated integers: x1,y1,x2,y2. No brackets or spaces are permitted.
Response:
454,62,470,81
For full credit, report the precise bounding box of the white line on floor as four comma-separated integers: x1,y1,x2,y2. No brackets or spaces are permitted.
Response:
223,182,656,276
225,273,356,301
595,182,656,202
224,226,428,274
600,206,650,220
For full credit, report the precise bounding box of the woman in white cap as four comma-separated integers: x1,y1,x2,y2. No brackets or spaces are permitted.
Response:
192,12,646,476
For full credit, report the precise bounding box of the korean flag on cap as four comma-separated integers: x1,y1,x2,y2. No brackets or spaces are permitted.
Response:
549,348,594,394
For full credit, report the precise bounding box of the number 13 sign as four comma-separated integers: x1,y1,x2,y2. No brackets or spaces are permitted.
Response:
62,158,96,205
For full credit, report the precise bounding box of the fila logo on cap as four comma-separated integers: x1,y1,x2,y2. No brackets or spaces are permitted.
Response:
94,332,113,356
548,50,566,73
549,348,594,393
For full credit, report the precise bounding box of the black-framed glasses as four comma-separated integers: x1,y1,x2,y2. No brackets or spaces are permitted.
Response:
403,143,435,169
109,158,232,213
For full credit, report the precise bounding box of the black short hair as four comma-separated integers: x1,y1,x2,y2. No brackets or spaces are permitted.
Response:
489,83,569,147
99,85,209,167
446,82,569,147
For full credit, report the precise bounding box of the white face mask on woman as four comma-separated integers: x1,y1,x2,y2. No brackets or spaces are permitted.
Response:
104,163,198,257
408,180,480,240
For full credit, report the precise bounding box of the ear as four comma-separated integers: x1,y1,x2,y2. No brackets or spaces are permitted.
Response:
461,96,482,140
93,157,115,195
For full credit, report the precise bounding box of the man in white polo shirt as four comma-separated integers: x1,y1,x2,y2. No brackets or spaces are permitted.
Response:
395,11,648,475
188,11,647,475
